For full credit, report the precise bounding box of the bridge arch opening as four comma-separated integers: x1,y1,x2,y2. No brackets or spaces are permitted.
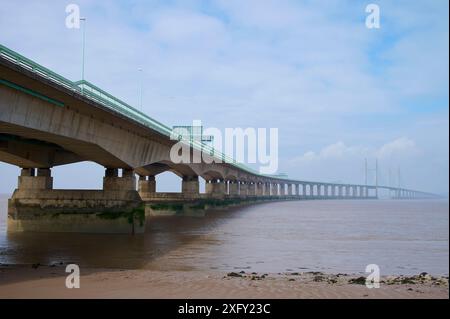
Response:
155,171,182,193
51,161,104,190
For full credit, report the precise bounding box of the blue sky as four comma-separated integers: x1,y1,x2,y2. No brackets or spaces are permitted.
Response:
0,0,448,194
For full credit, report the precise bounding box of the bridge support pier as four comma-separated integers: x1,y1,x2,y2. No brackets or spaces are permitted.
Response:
280,184,285,196
240,181,249,197
181,176,199,196
264,183,270,196
17,168,53,190
287,184,293,196
8,167,143,234
206,179,227,198
248,182,257,197
138,175,156,198
228,180,239,197
256,182,264,196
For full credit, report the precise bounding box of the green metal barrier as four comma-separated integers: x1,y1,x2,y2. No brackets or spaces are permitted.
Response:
0,44,266,178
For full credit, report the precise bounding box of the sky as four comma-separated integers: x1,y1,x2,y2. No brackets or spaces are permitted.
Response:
0,0,448,194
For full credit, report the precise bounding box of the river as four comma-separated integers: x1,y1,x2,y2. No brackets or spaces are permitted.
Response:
0,197,448,275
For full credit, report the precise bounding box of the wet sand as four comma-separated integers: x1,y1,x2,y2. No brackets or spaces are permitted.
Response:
0,264,447,299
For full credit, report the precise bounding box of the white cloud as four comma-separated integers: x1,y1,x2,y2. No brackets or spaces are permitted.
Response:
291,138,418,164
376,137,418,160
150,10,229,49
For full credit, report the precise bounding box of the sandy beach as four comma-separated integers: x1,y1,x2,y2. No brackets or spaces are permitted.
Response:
0,264,447,299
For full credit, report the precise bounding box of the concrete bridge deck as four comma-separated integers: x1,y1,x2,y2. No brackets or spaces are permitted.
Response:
0,44,439,233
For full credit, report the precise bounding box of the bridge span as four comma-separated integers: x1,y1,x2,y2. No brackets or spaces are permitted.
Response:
0,44,439,233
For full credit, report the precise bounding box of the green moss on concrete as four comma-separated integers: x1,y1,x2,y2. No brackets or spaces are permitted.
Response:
97,204,145,226
188,202,206,210
150,203,184,211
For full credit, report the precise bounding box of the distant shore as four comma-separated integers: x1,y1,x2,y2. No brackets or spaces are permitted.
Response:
0,264,447,299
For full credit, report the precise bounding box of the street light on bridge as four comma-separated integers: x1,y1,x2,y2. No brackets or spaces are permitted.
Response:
138,68,143,111
80,17,86,87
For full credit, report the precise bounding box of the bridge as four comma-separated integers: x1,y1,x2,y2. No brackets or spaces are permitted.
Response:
0,44,439,233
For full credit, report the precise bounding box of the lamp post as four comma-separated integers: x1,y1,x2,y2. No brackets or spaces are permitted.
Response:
138,68,143,111
80,17,86,84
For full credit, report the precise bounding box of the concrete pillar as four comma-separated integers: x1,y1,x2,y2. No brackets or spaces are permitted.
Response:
271,183,278,196
138,175,156,194
279,184,285,196
103,168,136,191
256,182,264,196
205,180,214,194
229,180,239,196
18,167,53,190
264,182,270,196
218,179,226,195
251,182,258,196
287,184,293,196
182,176,199,194
206,179,226,196
239,181,248,196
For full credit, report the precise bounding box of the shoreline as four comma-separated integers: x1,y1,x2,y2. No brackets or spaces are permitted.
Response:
0,264,447,299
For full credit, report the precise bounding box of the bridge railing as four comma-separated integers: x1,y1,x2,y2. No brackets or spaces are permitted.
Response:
74,80,261,175
0,44,80,93
0,44,263,177
75,80,173,137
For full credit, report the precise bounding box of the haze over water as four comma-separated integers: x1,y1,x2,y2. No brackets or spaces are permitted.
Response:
0,197,448,275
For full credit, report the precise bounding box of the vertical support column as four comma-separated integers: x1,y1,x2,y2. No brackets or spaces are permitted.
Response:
138,175,156,195
256,182,264,196
18,167,53,190
264,182,270,196
103,168,136,191
229,180,239,197
239,181,248,197
271,183,278,196
205,179,213,194
279,183,285,196
248,182,257,196
287,184,292,196
206,179,227,197
182,175,199,195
